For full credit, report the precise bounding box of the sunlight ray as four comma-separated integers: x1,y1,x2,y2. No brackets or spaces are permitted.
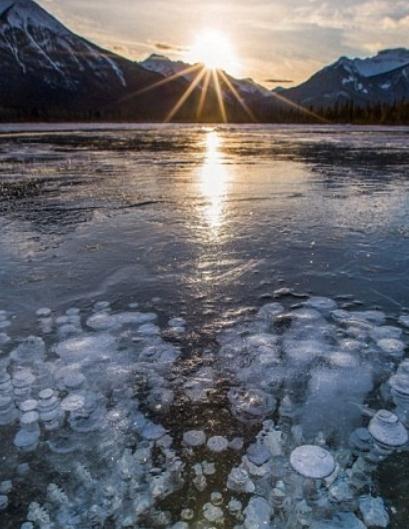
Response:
117,63,203,106
165,67,207,122
219,71,257,122
212,70,228,123
197,70,212,119
268,90,328,123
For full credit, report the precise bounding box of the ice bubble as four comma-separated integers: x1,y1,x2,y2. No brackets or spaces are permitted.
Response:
11,336,45,362
256,302,285,320
38,392,63,430
58,324,81,339
328,352,360,369
291,307,324,322
397,360,409,376
61,393,85,412
202,461,216,476
86,312,116,330
19,399,38,413
207,436,229,453
328,476,354,503
183,430,206,447
301,367,372,439
349,428,373,453
331,309,351,323
210,492,223,506
138,323,160,336
245,334,280,363
12,369,35,402
62,371,86,391
290,445,335,479
141,422,166,441
56,316,69,326
359,496,389,528
228,387,276,423
193,474,207,491
283,338,328,364
93,301,110,312
368,410,408,448
88,311,157,331
27,503,52,527
55,333,116,363
354,311,386,325
377,338,405,357
399,314,409,328
169,317,187,328
228,498,243,514
0,396,18,425
0,481,12,494
0,333,10,345
263,428,284,457
389,373,409,397
370,326,402,341
227,468,255,494
181,509,194,521
203,503,224,522
247,442,272,465
14,428,40,452
139,343,180,365
47,435,78,454
20,411,40,428
36,308,51,318
304,297,338,312
243,496,272,529
229,437,244,451
66,307,81,316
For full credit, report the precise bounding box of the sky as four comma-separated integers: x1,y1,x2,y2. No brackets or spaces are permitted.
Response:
40,0,409,86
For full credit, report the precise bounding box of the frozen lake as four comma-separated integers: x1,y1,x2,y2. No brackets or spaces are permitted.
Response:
1,124,409,528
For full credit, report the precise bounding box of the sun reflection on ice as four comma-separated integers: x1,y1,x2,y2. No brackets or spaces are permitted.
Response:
199,130,229,236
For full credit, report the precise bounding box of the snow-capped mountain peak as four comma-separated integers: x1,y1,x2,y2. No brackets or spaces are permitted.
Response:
0,0,127,87
333,48,409,78
140,54,193,79
281,47,409,108
0,0,69,34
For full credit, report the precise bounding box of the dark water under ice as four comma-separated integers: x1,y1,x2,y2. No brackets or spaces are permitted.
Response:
1,124,409,528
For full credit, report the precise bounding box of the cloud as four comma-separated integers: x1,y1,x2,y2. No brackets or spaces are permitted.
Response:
153,41,186,52
264,79,294,84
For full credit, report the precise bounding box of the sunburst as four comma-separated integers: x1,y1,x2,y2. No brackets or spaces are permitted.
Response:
123,30,327,124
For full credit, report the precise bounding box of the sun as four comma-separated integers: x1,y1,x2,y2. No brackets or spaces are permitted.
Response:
187,30,240,76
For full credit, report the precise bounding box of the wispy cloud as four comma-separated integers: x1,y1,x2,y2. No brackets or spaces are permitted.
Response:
154,41,186,52
264,79,293,84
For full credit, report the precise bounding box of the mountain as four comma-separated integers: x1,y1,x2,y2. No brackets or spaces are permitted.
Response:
282,49,409,108
0,0,198,120
0,0,408,123
140,53,271,99
140,54,192,79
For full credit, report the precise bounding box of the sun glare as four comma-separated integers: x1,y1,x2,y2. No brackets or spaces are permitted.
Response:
188,30,240,76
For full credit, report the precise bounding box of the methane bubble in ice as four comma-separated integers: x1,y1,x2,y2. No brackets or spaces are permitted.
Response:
290,445,335,479
1,294,409,528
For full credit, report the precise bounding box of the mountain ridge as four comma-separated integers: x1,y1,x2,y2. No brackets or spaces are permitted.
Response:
0,0,409,122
